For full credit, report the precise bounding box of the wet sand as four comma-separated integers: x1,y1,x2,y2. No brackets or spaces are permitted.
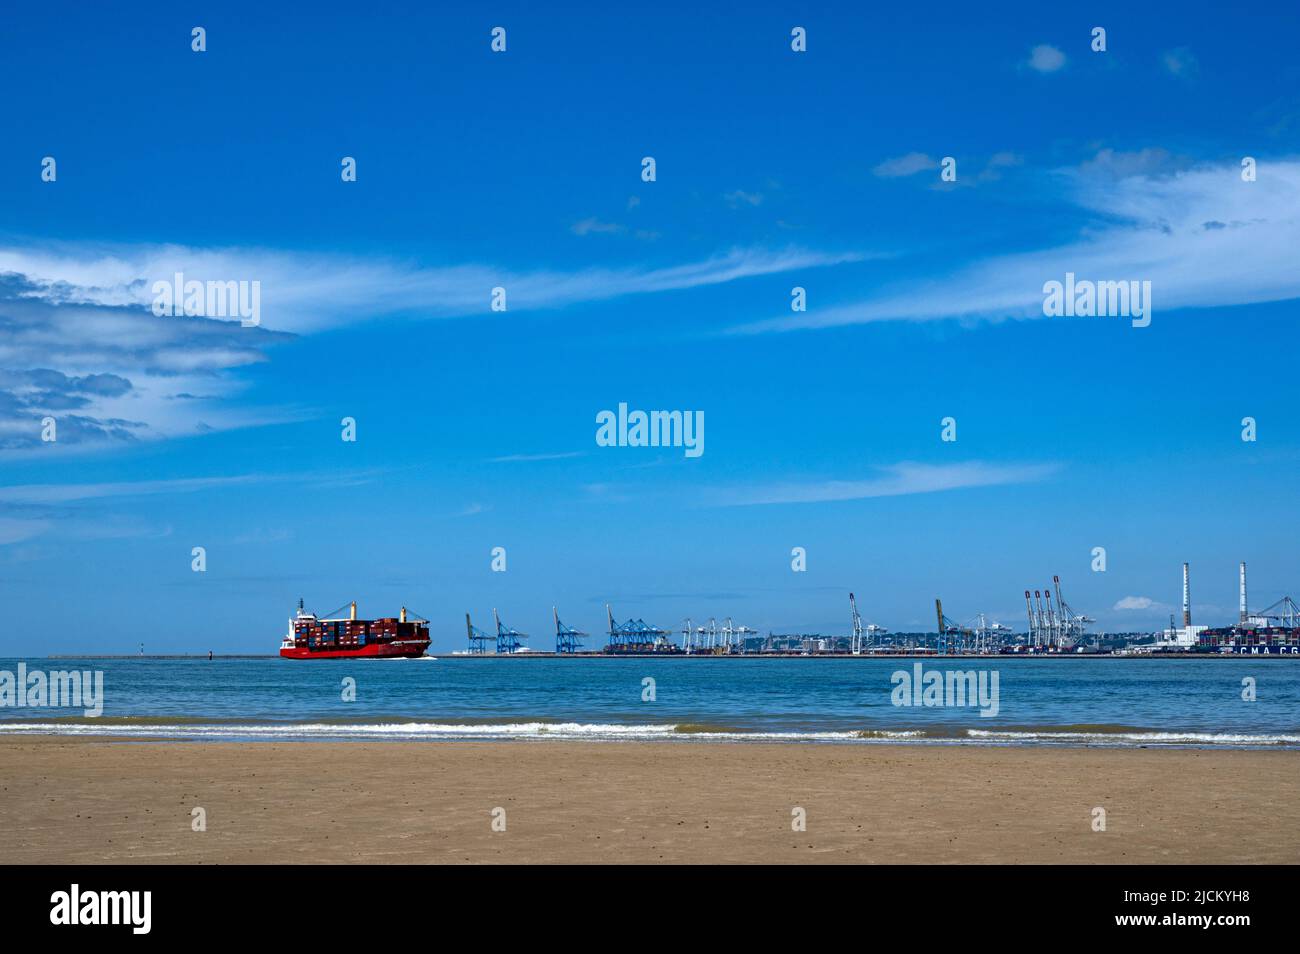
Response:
2,737,1297,864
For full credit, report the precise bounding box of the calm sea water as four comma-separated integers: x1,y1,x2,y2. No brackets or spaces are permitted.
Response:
1,656,1297,747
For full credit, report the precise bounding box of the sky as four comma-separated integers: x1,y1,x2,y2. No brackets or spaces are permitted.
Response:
2,1,1298,653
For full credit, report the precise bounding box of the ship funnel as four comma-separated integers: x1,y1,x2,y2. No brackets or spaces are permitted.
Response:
350,600,358,621
1182,563,1191,627
1239,562,1248,624
400,606,408,623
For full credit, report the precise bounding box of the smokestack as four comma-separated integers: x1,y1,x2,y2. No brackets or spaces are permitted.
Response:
1240,562,1248,624
1182,563,1191,628
350,600,357,622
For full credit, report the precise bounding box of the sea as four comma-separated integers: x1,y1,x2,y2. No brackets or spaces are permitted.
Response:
1,656,1297,748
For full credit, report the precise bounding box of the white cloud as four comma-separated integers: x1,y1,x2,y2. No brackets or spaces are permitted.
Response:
488,451,584,463
1027,44,1066,73
731,157,1300,335
723,189,764,207
0,241,862,335
0,470,380,506
1114,596,1172,612
872,153,938,178
570,217,626,236
1078,147,1180,179
0,240,861,453
709,461,1058,506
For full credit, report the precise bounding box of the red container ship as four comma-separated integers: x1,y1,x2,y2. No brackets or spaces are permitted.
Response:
279,600,431,659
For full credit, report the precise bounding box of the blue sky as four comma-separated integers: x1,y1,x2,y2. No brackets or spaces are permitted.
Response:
2,1,1298,653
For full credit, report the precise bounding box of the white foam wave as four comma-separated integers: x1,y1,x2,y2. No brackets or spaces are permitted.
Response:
0,721,1293,746
0,720,877,743
965,729,1300,746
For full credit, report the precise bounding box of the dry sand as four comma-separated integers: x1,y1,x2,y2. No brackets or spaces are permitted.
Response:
2,737,1297,864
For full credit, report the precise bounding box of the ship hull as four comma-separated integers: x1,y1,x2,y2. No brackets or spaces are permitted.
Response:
1199,645,1300,656
280,639,429,660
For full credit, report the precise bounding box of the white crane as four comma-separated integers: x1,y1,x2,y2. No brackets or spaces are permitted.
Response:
850,592,864,655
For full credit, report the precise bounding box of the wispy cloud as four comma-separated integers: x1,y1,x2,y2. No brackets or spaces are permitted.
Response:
0,470,380,506
488,451,584,463
1077,147,1182,179
707,461,1059,506
0,475,264,506
723,189,764,207
872,153,938,178
0,240,860,453
231,527,293,545
571,217,660,241
0,470,384,546
1026,44,1066,73
570,217,627,236
1162,47,1198,79
0,241,861,334
731,157,1300,335
930,152,1026,189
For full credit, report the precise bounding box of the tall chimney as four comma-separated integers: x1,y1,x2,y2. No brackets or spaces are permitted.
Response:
1239,562,1248,624
1181,563,1191,628
350,600,357,621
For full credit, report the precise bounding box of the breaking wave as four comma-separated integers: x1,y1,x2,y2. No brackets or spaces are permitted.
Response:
0,718,1294,747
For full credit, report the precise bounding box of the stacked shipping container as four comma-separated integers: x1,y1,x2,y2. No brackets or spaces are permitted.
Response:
290,617,425,652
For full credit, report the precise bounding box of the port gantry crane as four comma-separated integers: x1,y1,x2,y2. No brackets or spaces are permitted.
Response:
605,603,672,652
850,592,865,655
1027,588,1061,648
680,616,756,654
1053,575,1094,646
1024,576,1094,649
465,611,528,654
553,607,587,654
716,618,758,653
466,613,495,655
974,614,1012,653
493,608,528,654
1262,595,1300,628
935,598,976,654
731,621,759,652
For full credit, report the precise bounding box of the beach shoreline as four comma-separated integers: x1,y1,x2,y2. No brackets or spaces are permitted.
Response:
2,736,1297,864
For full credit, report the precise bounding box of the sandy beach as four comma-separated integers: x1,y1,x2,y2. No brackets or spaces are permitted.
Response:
2,737,1297,864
